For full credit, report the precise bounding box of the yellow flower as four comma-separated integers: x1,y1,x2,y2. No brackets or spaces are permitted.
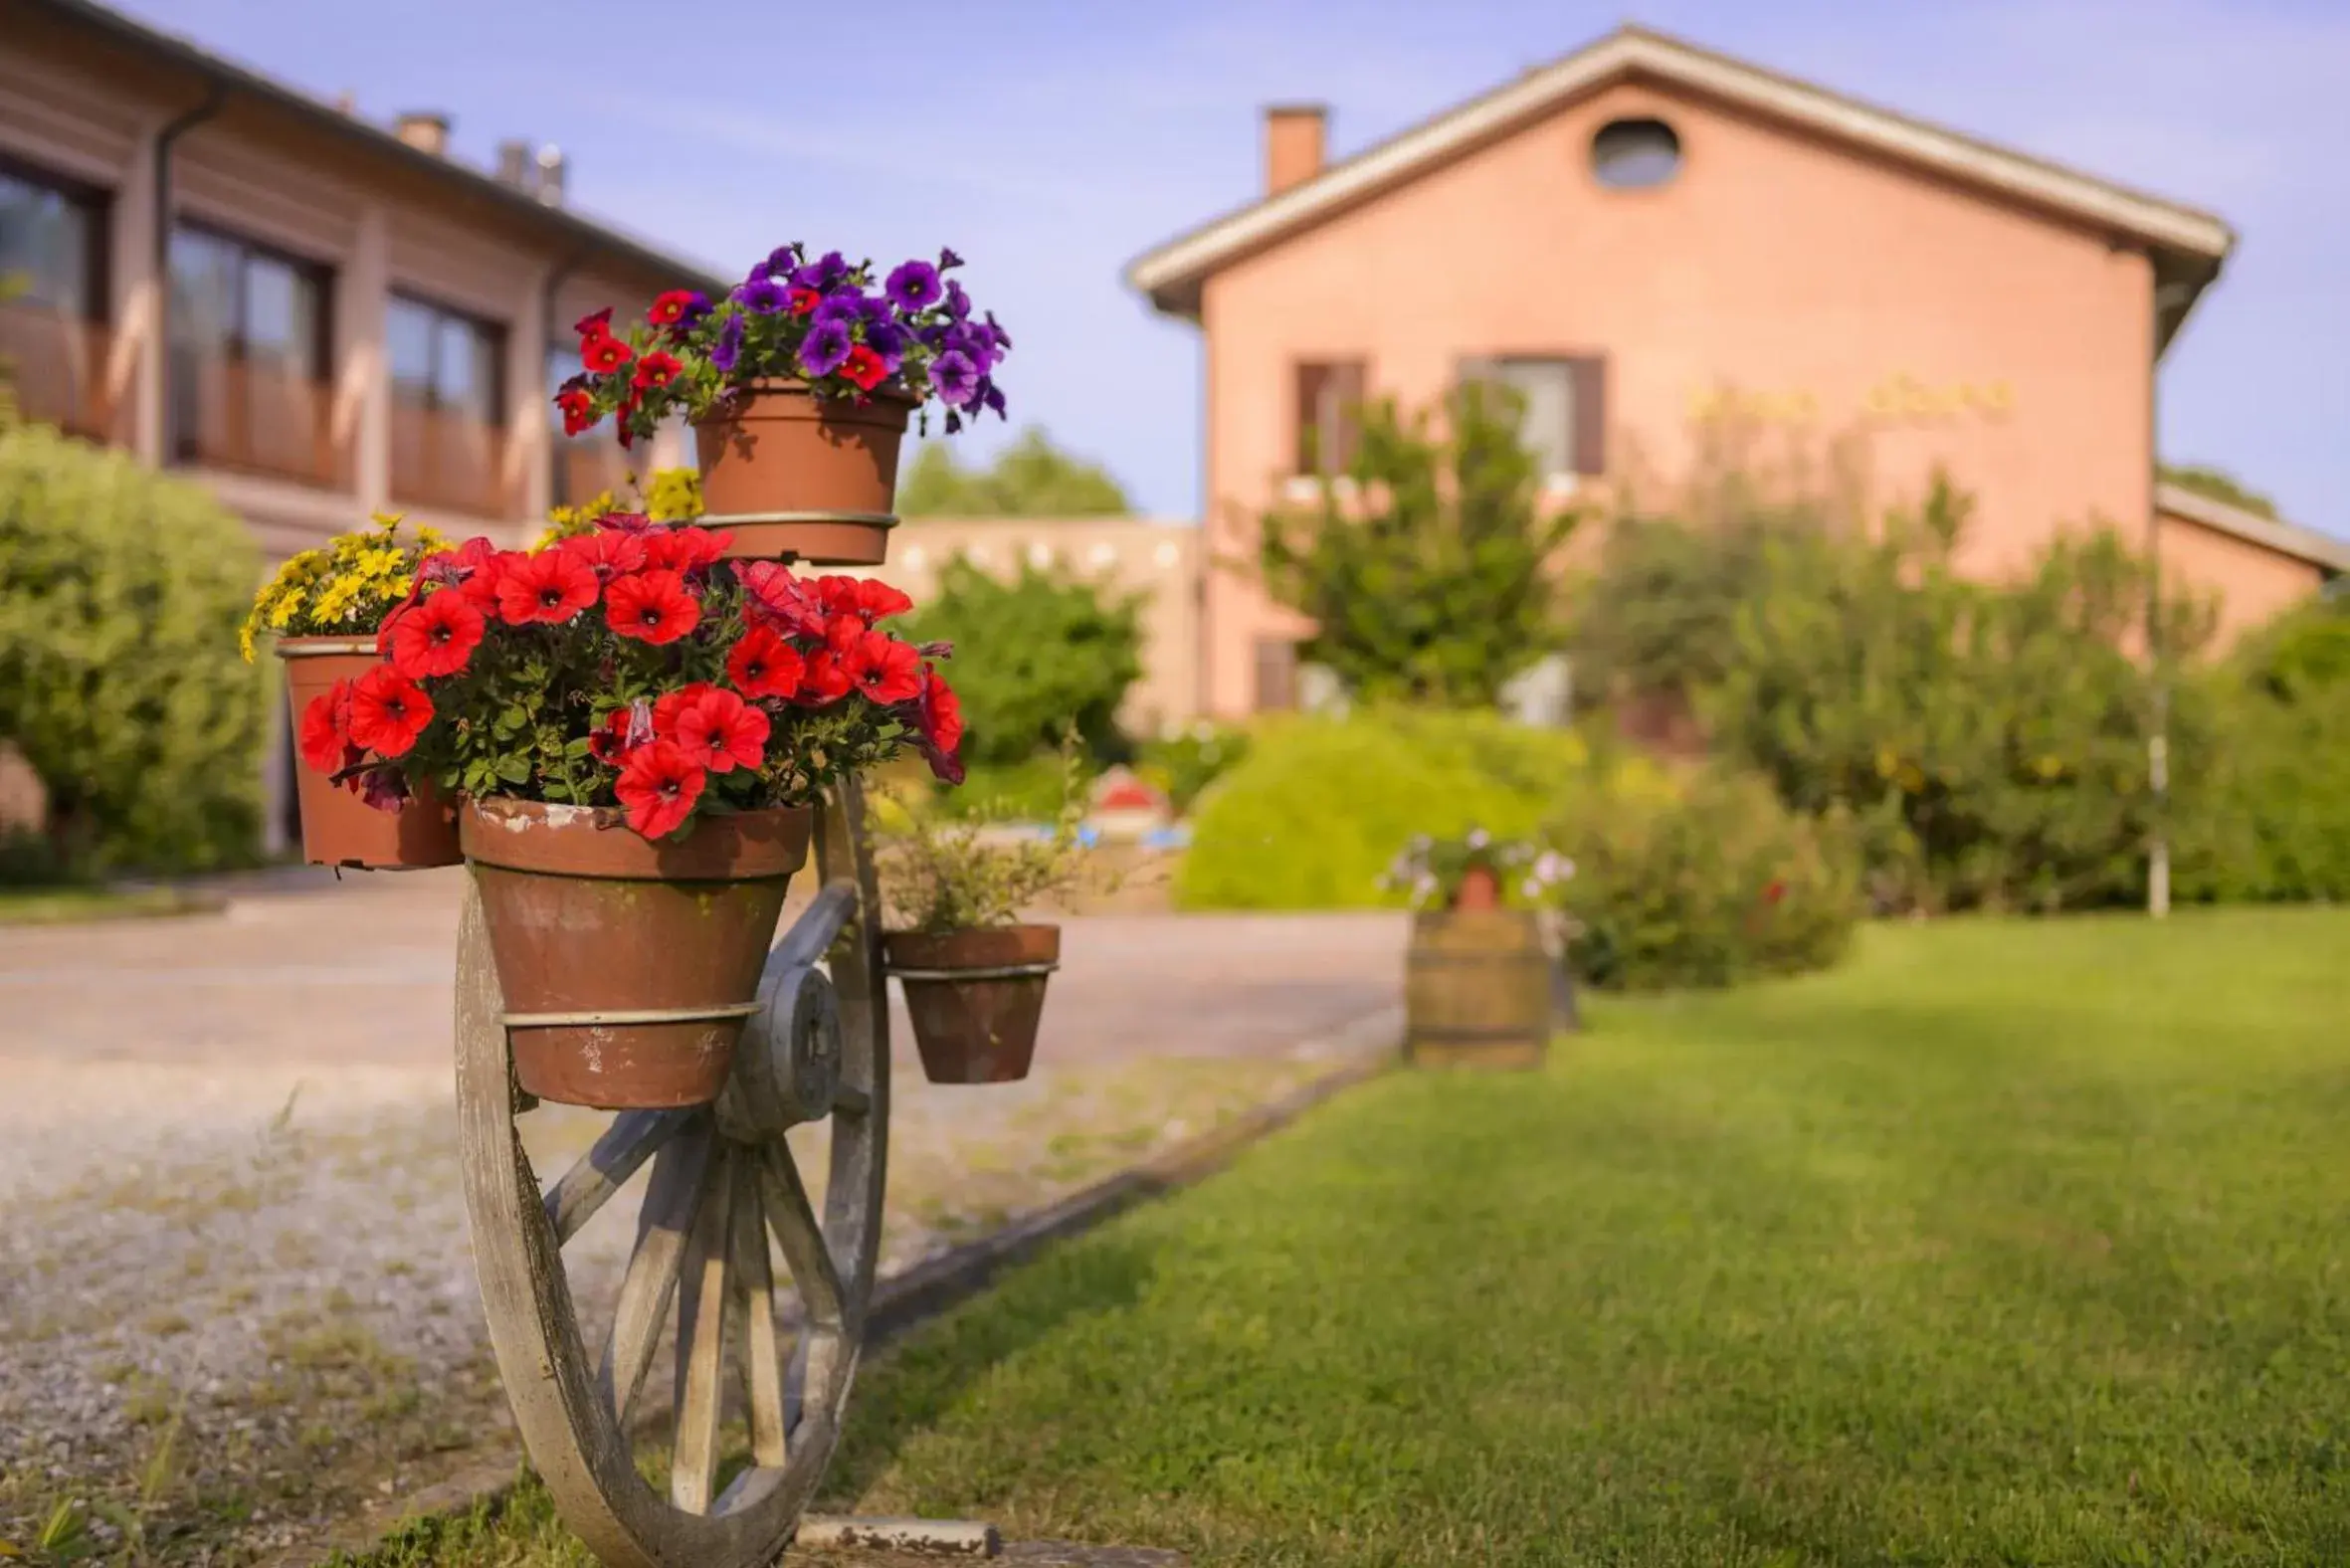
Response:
266,597,298,631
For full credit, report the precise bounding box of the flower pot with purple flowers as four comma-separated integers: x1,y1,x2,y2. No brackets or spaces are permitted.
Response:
552,244,1013,567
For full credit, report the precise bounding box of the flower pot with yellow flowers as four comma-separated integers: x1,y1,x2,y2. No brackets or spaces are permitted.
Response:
241,513,465,870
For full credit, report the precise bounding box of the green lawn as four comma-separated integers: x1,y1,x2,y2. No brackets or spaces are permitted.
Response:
0,885,221,925
371,908,2350,1567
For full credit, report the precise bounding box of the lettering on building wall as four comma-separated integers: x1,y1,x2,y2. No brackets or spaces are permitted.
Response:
1689,375,2016,427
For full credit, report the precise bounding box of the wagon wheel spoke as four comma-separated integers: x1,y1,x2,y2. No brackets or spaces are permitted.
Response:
543,1108,692,1245
758,1141,845,1332
598,1122,713,1429
726,1156,789,1469
669,1145,735,1516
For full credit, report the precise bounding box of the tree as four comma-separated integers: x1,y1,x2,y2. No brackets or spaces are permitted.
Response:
905,559,1145,767
2160,462,2279,520
1259,382,1580,707
898,426,1133,517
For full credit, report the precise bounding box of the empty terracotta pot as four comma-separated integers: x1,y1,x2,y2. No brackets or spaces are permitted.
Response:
1451,864,1502,912
691,380,915,563
881,924,1061,1084
279,637,461,871
462,799,813,1109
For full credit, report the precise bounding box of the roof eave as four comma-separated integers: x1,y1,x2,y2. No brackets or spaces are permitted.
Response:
25,0,730,295
2156,483,2350,575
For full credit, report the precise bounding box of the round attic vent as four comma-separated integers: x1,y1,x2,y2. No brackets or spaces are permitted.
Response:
1591,116,1682,190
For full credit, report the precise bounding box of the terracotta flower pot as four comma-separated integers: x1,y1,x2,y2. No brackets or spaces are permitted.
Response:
691,379,915,564
461,799,813,1110
881,924,1061,1084
278,637,461,871
1451,864,1502,912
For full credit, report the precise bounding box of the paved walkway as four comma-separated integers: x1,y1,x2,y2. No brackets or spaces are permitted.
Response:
0,871,1403,1563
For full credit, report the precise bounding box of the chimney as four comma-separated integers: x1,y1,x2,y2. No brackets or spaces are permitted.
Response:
394,111,451,156
533,144,567,206
495,138,532,190
1264,103,1326,196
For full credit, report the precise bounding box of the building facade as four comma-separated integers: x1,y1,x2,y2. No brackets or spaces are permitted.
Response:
0,0,718,843
1128,25,2347,718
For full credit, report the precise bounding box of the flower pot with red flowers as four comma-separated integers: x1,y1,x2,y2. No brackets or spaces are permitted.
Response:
874,752,1111,1084
319,513,967,1109
553,245,1011,564
240,512,464,870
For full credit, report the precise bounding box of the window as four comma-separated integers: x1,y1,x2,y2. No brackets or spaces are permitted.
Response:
0,159,105,317
1591,117,1682,190
166,223,333,480
1254,637,1298,712
1457,355,1608,479
388,294,504,424
1292,359,1366,475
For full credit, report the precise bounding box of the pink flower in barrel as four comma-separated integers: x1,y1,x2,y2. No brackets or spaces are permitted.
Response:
554,243,1011,562
1381,830,1573,912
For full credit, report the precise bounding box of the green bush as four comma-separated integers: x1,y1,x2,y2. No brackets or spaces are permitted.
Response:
2173,657,2350,904
905,558,1143,769
0,421,267,875
1176,709,1603,910
934,750,1097,823
1548,766,1861,991
1136,722,1253,817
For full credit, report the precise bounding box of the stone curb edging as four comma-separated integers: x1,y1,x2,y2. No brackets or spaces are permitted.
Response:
283,1006,1405,1567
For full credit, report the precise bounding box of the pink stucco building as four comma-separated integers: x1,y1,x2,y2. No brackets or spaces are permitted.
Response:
1128,25,2347,718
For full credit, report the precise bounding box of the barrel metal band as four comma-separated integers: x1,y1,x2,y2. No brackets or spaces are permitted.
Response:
501,1003,764,1028
886,962,1060,983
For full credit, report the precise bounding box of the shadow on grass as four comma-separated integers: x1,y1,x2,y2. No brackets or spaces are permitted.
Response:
819,1235,1160,1512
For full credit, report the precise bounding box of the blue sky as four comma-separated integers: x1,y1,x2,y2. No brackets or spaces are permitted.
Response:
119,0,2350,535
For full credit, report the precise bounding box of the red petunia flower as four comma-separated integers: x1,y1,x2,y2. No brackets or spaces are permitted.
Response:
651,682,719,740
298,681,353,773
605,569,701,644
738,560,829,638
665,686,770,775
642,525,732,573
725,626,805,700
819,574,914,624
844,630,922,704
346,667,435,758
581,331,633,374
559,528,649,585
787,287,821,315
916,666,965,756
556,387,596,437
573,306,614,340
647,290,699,326
632,350,683,391
797,650,853,706
840,343,886,392
496,547,600,626
587,705,639,766
615,740,705,841
386,589,485,680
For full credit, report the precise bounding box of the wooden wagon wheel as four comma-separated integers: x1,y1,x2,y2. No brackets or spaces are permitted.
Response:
456,778,888,1568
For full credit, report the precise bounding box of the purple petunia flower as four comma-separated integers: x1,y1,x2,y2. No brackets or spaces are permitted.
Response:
943,409,963,434
937,247,964,272
733,277,789,314
982,310,1012,350
675,291,713,325
746,258,775,283
857,294,893,327
711,312,746,374
943,279,971,320
810,289,866,328
766,243,802,276
929,349,978,406
863,320,907,371
885,260,942,312
794,250,849,292
798,318,854,379
980,380,1007,419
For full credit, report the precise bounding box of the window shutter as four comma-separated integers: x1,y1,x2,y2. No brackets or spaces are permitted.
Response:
1568,355,1608,476
1254,638,1299,712
1329,359,1366,472
1292,362,1328,475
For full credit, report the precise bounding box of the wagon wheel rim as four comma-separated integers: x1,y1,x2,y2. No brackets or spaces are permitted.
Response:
456,778,888,1568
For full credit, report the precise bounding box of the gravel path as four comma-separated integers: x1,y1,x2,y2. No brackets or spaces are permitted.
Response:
0,874,1403,1564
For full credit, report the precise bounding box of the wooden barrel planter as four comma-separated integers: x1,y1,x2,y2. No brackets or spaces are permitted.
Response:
1404,907,1554,1070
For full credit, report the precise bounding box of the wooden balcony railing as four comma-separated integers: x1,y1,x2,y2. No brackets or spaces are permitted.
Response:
169,352,346,489
0,302,120,443
391,402,515,519
553,437,633,511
